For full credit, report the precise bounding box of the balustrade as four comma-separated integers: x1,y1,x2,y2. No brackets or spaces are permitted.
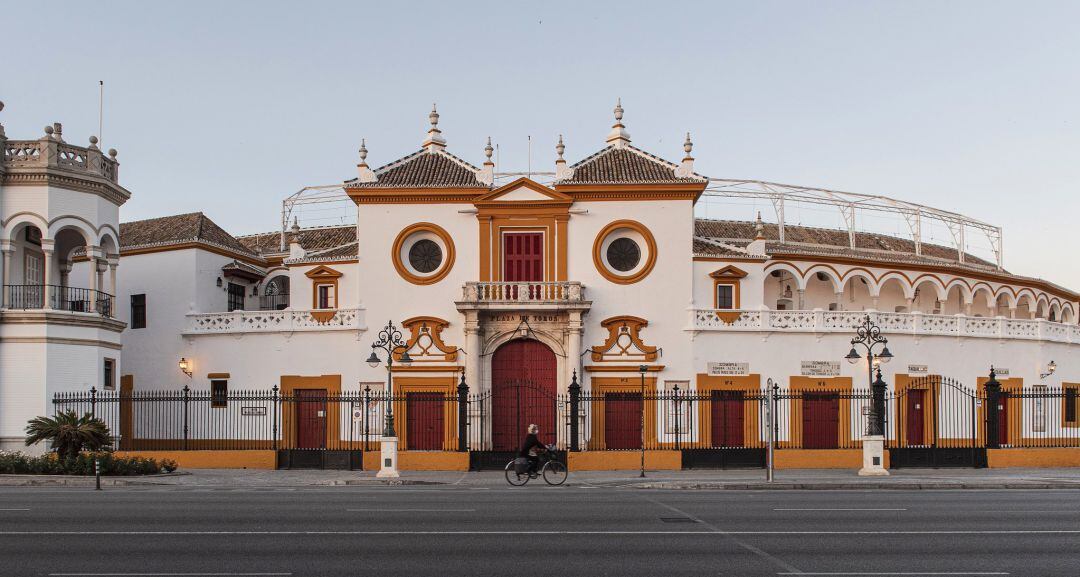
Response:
184,307,361,334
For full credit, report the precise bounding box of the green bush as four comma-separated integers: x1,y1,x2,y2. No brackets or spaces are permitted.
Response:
0,451,178,476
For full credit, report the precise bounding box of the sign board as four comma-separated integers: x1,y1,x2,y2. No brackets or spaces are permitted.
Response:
907,364,929,375
994,368,1010,376
241,406,266,417
801,361,840,377
351,407,364,421
707,362,749,376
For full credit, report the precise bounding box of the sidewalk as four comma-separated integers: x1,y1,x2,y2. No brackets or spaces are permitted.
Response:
5,467,1080,489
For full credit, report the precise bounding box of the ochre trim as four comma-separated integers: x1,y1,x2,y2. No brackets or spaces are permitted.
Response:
278,374,342,449
786,376,854,449
590,316,659,362
475,177,573,203
287,259,359,267
392,376,458,451
592,219,658,285
710,265,745,316
391,222,456,285
694,374,761,449
207,372,231,379
121,242,264,267
306,265,342,311
396,316,459,363
476,202,570,282
584,365,665,373
586,376,659,450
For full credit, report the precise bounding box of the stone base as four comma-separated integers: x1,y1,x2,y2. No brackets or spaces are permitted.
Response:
376,436,400,478
858,435,889,476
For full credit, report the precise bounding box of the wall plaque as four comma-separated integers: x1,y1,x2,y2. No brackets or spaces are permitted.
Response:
801,361,840,377
907,364,929,375
241,406,266,417
707,362,749,376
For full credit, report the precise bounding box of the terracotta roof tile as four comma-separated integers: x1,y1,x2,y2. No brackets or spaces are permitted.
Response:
346,149,486,189
120,212,258,258
558,145,706,185
237,225,357,256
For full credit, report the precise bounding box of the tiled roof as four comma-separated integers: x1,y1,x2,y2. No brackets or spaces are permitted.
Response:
237,225,357,256
120,212,259,258
694,219,998,270
306,242,358,260
692,237,763,259
557,145,706,185
345,149,487,189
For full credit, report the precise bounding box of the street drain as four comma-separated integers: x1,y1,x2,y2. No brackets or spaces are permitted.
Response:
659,517,698,523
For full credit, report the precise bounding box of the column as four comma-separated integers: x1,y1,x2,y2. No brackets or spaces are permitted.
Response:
0,242,11,308
964,302,973,316
797,289,806,310
87,245,98,312
463,310,481,392
834,292,844,311
42,245,54,309
108,258,119,317
905,297,914,313
1009,306,1017,319
566,311,583,389
871,295,880,311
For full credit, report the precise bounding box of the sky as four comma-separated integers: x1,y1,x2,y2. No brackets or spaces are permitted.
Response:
3,1,1079,286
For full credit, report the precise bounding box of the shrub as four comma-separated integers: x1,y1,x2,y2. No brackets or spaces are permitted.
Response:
24,411,111,461
0,451,178,476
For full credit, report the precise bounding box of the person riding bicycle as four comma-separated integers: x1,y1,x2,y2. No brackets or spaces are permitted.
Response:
519,423,547,476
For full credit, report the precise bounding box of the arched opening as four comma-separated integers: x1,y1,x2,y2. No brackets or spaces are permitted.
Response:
1016,294,1035,319
840,273,874,311
805,270,840,310
912,279,944,314
1062,305,1075,325
53,227,94,311
943,284,968,316
970,287,995,317
1035,298,1050,321
489,339,557,451
995,292,1014,318
878,277,910,313
5,222,48,308
765,269,800,310
1049,303,1060,323
261,274,291,310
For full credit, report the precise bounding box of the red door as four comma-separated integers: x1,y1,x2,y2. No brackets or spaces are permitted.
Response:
604,392,643,450
296,389,326,449
406,392,444,451
802,394,839,449
906,389,925,446
490,340,557,451
711,390,745,447
503,233,544,286
997,392,1009,445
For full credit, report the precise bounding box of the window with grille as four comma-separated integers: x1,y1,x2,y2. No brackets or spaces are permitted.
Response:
1066,386,1078,425
103,358,116,390
227,283,245,312
130,294,146,329
211,380,228,408
716,285,734,309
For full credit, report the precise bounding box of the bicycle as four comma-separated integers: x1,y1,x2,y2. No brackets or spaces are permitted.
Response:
505,444,567,486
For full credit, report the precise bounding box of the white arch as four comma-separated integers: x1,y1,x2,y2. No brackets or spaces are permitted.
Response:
911,275,948,302
1015,289,1038,313
943,278,974,305
993,287,1017,310
803,265,843,294
841,269,879,297
971,284,996,309
1062,303,1075,324
763,263,808,290
3,213,49,241
877,272,915,300
1049,301,1062,323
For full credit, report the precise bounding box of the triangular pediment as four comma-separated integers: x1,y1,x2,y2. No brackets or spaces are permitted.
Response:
709,265,748,279
476,177,573,203
305,264,343,279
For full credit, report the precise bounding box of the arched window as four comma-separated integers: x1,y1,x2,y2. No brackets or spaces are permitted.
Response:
260,275,290,310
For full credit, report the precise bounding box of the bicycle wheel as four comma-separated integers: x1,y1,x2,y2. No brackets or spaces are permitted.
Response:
505,461,530,486
542,460,568,486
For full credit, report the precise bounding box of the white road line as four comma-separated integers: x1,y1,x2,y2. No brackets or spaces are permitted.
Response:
773,510,907,514
0,508,30,511
49,574,292,576
346,508,476,512
777,573,1008,576
3,530,1080,536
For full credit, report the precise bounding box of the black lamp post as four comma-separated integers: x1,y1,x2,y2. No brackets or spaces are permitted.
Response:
366,320,412,437
844,315,892,436
639,364,648,478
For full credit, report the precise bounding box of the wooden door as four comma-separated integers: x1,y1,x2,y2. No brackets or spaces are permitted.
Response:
802,393,839,449
296,389,327,449
604,392,643,450
503,233,544,282
906,389,925,446
406,392,444,451
711,390,745,447
490,340,557,451
997,392,1009,445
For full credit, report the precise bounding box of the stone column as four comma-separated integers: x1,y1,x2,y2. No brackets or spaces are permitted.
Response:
871,295,880,311
964,302,973,316
108,258,118,296
86,245,99,312
41,244,54,309
566,311,583,390
463,310,481,393
905,297,914,313
834,292,844,311
1009,306,1017,319
797,289,806,310
0,242,11,292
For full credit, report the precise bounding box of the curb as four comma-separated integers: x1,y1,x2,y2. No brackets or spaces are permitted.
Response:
623,481,1080,490
0,473,186,487
329,479,445,486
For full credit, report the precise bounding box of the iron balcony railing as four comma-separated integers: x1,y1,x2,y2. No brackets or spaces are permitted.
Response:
258,293,290,311
2,284,114,318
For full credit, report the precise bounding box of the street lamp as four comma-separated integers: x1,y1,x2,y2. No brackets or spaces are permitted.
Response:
366,320,412,478
639,364,648,478
845,315,891,436
1041,360,1057,380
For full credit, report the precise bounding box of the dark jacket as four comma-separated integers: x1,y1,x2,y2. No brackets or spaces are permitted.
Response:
519,433,545,458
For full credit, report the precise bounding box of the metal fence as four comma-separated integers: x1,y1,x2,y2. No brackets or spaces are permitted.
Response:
52,381,1080,453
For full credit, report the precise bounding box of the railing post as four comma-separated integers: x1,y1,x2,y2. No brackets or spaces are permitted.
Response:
984,367,1001,449
182,384,190,451
673,383,681,451
569,370,581,452
362,385,370,451
90,385,97,419
870,370,887,437
272,384,280,451
457,371,469,452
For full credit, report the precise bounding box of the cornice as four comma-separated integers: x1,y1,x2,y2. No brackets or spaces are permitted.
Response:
0,310,127,333
2,168,132,206
121,241,266,267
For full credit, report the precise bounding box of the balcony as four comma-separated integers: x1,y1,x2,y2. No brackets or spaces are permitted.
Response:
183,307,362,335
2,284,115,318
689,309,1080,344
456,281,591,312
3,138,120,183
258,293,290,311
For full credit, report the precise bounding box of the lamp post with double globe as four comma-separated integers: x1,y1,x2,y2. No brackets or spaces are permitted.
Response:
845,314,892,476
366,320,412,477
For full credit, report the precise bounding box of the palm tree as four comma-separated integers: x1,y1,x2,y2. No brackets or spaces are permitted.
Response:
25,411,111,461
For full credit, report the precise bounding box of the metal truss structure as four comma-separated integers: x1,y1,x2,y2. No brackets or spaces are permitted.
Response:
703,179,1004,270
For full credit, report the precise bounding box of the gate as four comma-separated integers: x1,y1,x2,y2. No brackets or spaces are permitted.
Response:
889,376,987,468
469,380,560,470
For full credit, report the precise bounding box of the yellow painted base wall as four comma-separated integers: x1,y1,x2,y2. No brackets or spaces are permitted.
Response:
363,451,470,471
568,450,681,471
988,448,1080,468
114,450,277,470
774,449,885,469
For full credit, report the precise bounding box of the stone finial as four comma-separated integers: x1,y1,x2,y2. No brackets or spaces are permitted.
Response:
422,103,447,152
555,134,565,162
683,132,693,160
0,101,5,139
53,123,63,142
108,148,117,159
88,135,99,150
754,211,766,240
290,217,301,236
288,217,306,259
356,138,377,183
605,98,631,147
554,134,574,181
477,137,495,186
674,131,696,178
44,125,54,139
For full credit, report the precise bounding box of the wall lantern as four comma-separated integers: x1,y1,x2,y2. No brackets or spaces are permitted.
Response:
216,277,223,287
179,357,193,377
1041,360,1057,380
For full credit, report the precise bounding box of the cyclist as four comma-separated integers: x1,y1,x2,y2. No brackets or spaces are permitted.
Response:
518,423,547,476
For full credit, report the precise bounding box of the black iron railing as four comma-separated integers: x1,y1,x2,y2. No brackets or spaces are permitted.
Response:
2,284,114,318
258,293,290,311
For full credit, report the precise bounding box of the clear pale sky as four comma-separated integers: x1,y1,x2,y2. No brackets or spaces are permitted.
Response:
3,1,1078,286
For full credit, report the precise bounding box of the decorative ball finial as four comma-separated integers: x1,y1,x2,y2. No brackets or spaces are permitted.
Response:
290,216,301,235
683,132,693,157
556,134,565,160
88,135,99,149
358,138,368,164
108,148,117,159
614,98,624,122
0,101,5,113
44,125,54,136
484,136,493,161
429,103,439,128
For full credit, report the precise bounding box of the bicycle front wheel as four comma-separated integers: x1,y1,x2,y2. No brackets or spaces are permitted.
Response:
505,461,530,486
542,460,568,486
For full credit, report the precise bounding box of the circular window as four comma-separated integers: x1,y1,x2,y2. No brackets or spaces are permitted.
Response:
592,220,657,284
408,239,442,273
392,223,455,285
606,237,641,272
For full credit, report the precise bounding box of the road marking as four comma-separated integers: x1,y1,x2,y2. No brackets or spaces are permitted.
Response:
4,530,1080,536
0,508,30,511
49,574,293,576
777,573,1008,576
346,508,476,512
773,510,907,514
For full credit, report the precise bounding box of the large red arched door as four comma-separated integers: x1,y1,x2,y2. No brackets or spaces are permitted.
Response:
490,339,557,451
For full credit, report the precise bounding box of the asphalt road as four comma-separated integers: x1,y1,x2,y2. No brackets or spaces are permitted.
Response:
1,485,1079,576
